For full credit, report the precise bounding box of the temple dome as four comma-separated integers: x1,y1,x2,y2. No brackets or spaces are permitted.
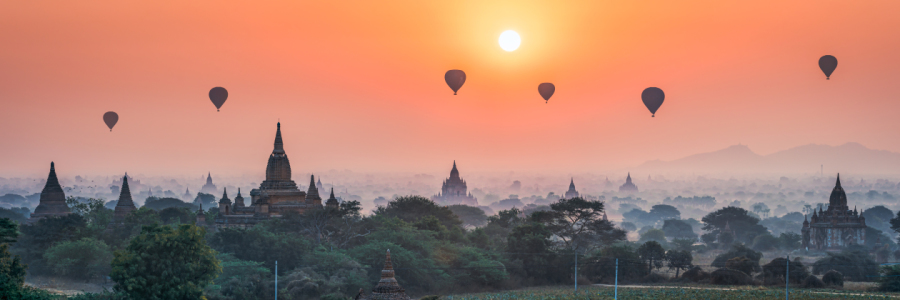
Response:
266,122,292,182
828,173,847,209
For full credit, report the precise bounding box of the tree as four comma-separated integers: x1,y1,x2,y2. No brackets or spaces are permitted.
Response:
649,204,681,221
208,226,313,274
779,232,802,250
448,205,488,228
144,197,197,211
537,197,625,251
670,238,695,252
111,224,220,299
702,207,768,244
193,193,217,208
507,222,555,279
12,214,87,275
662,219,697,241
638,228,667,246
762,258,808,285
0,207,27,224
0,218,26,293
375,196,462,229
666,250,692,278
158,207,195,224
43,237,113,281
712,244,762,273
751,234,779,251
637,241,666,274
0,218,18,244
812,249,879,281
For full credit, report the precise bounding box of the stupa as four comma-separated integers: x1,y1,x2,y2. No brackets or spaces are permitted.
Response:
30,162,71,221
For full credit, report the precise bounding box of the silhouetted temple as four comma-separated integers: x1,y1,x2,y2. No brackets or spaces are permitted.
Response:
432,161,478,206
30,162,71,222
326,188,339,209
802,174,866,251
112,174,136,224
200,172,218,194
564,178,580,199
619,173,638,193
359,250,410,300
215,123,323,228
183,187,193,201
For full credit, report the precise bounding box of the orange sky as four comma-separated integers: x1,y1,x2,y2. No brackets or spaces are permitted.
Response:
1,0,899,177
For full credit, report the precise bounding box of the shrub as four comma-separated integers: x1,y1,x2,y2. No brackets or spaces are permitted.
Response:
879,265,900,292
682,266,709,282
641,273,667,283
812,249,878,281
712,244,762,274
822,270,843,287
802,275,825,288
760,257,808,285
710,268,754,285
725,257,755,275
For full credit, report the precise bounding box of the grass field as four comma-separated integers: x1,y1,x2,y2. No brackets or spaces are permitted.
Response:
442,285,898,299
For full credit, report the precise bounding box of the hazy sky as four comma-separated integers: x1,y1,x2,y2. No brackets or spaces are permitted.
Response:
1,1,899,177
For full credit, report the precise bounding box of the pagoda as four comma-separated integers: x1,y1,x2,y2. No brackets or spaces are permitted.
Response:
30,162,71,221
564,178,580,199
200,173,218,194
362,250,410,300
112,174,137,223
802,174,866,251
432,161,478,206
619,173,639,193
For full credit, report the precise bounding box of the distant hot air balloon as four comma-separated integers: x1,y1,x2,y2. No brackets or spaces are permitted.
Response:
538,83,555,103
209,87,228,111
819,55,838,80
641,87,665,117
103,111,118,131
445,70,466,95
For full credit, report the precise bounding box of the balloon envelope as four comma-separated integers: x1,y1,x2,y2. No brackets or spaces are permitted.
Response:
103,111,118,131
444,70,466,95
209,87,228,111
538,83,555,103
641,87,665,117
819,55,837,80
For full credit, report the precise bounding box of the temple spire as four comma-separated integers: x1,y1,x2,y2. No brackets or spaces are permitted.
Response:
118,175,134,206
835,173,841,188
274,122,284,153
569,178,576,190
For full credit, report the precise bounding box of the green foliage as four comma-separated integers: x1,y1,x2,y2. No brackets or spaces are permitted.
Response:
669,238,695,252
712,244,762,273
879,265,900,291
158,207,195,224
375,196,462,229
583,244,648,283
43,237,113,281
12,214,88,275
710,268,754,285
0,243,27,293
452,247,507,286
761,257,808,285
778,232,802,250
662,219,697,241
448,205,488,228
638,228,667,246
812,249,879,281
702,207,768,244
0,218,18,244
194,193,217,208
751,233,778,251
725,257,756,275
349,241,449,294
111,224,220,300
208,226,312,274
665,249,692,278
143,197,197,211
637,241,666,274
649,204,681,221
822,269,843,287
0,207,28,223
506,221,554,279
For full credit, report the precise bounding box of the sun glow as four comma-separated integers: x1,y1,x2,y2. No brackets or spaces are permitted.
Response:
498,30,521,51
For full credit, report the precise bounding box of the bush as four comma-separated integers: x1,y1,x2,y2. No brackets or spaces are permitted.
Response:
712,244,762,274
879,265,900,292
751,234,778,251
710,268,754,285
641,272,667,283
802,275,825,288
760,257,808,285
812,249,878,281
725,257,756,275
43,237,113,281
822,270,843,287
682,266,709,282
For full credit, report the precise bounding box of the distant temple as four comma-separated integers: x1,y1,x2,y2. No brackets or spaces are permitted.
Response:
358,250,410,300
183,187,193,201
326,188,339,209
30,162,72,221
802,174,866,251
432,161,478,206
564,178,580,199
215,123,324,228
112,175,137,224
619,173,638,193
110,173,143,194
200,173,218,194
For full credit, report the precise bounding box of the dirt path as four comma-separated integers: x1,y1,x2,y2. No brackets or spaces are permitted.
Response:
593,283,899,298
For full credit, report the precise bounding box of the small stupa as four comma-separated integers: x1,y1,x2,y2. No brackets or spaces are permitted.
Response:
364,250,410,300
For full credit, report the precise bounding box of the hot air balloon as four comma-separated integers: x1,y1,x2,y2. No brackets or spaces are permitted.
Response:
445,70,466,95
641,87,665,117
819,55,837,80
209,87,228,111
103,111,118,132
538,83,555,103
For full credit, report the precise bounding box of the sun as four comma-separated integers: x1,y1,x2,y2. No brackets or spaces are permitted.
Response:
498,30,521,52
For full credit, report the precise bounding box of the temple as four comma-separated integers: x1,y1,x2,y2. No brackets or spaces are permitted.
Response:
564,178,580,199
183,187,193,201
359,250,410,300
432,161,478,206
30,162,72,221
619,173,638,193
802,174,866,251
200,172,218,194
214,123,323,228
111,174,137,224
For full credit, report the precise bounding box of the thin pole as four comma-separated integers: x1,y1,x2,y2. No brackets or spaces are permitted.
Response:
275,260,278,300
785,255,789,300
615,258,618,300
574,252,578,291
